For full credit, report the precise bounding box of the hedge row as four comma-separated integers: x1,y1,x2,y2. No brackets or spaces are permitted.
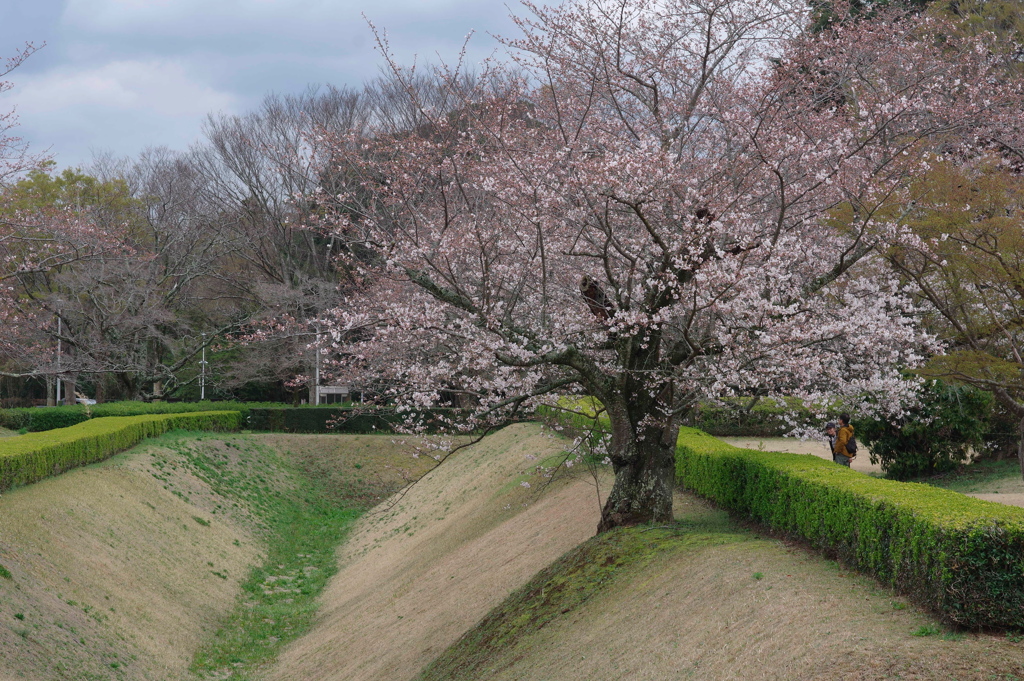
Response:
540,396,812,437
0,411,243,493
675,427,1024,629
0,401,341,432
247,407,469,433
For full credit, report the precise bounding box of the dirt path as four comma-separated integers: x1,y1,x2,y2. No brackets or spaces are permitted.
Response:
264,423,604,681
967,492,1024,508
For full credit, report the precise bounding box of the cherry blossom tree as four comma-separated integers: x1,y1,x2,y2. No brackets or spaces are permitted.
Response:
0,44,40,183
0,43,123,396
0,154,236,402
318,0,1023,530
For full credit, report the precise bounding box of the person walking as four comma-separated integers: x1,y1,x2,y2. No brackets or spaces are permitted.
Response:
824,421,837,458
832,414,855,467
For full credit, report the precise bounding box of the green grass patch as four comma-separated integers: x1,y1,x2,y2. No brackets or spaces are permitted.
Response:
913,458,1022,494
165,434,413,680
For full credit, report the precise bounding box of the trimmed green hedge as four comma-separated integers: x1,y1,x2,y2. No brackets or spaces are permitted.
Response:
0,411,243,492
675,427,1024,629
0,401,331,432
539,396,812,437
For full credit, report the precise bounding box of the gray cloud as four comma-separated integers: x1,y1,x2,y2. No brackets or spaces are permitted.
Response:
2,0,519,169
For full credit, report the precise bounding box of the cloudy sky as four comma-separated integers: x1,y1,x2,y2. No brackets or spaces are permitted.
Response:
1,1,518,171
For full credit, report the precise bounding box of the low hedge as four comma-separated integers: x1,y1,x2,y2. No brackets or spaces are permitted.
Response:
0,401,322,432
247,407,468,434
675,427,1024,629
0,407,85,431
539,396,813,437
0,411,243,492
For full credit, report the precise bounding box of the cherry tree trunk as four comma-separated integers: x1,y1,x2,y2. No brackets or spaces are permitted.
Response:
1018,417,1024,482
62,377,77,406
597,426,678,533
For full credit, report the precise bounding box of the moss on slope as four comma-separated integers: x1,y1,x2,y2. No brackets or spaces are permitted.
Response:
419,506,747,681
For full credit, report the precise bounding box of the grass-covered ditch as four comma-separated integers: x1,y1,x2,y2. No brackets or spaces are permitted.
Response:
146,433,436,680
0,427,437,680
6,420,1023,680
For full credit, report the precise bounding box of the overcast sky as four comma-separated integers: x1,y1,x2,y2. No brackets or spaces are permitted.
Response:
1,1,518,171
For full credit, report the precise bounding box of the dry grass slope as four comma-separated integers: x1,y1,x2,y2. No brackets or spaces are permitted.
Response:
265,422,605,681
0,444,261,680
4,423,1021,680
418,494,1024,680
0,431,438,681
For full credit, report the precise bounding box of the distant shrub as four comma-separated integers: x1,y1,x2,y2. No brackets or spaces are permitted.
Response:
0,409,31,430
20,408,90,432
0,411,242,492
0,401,475,435
675,427,1024,629
857,380,991,480
681,397,815,437
979,399,1023,461
541,394,813,437
540,395,816,438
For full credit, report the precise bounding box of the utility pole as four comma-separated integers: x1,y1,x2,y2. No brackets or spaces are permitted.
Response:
200,333,207,401
56,313,62,405
313,326,321,406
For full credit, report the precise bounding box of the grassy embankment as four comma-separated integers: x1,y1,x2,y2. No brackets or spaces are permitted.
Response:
412,430,1024,681
6,419,1024,680
417,495,1024,681
0,429,437,680
417,497,747,681
262,422,605,681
